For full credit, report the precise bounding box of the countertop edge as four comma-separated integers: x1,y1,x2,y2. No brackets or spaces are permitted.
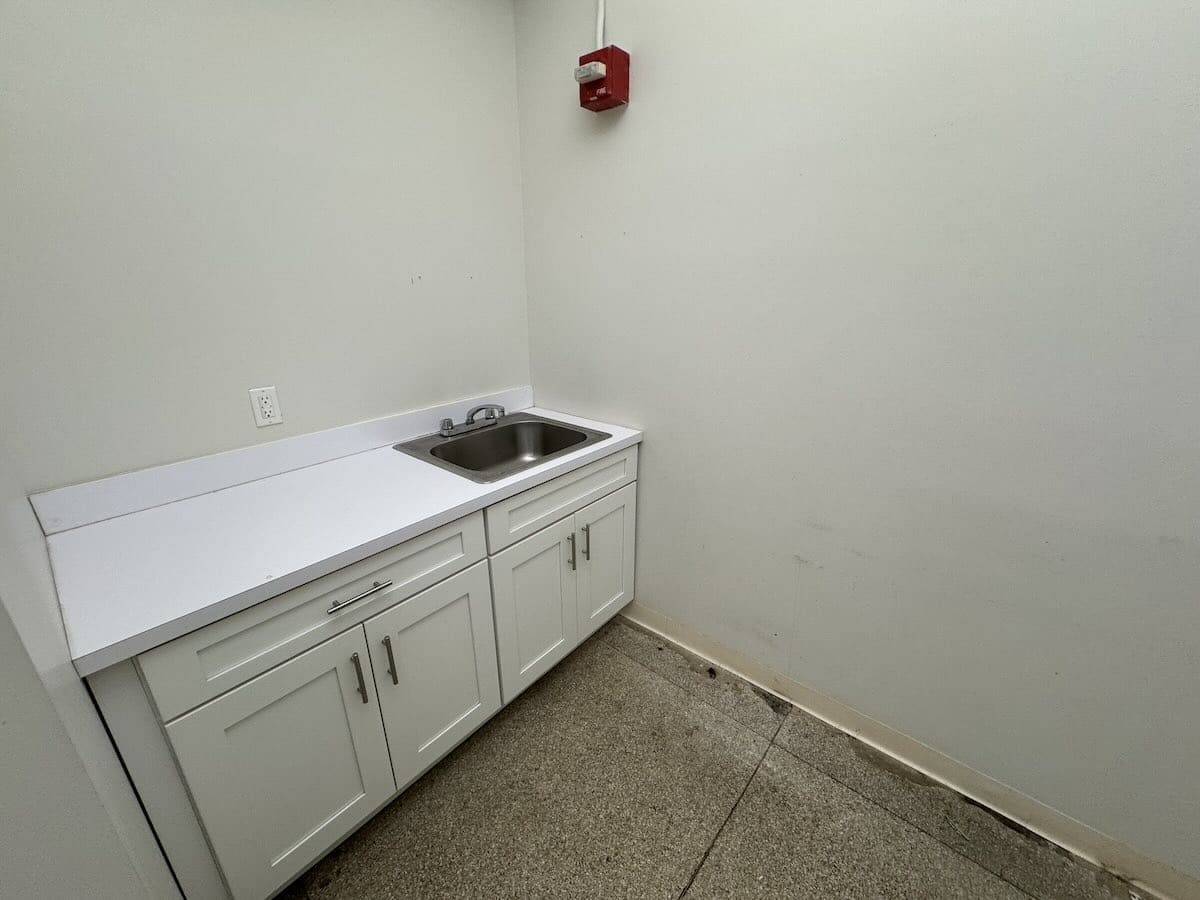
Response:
69,417,641,676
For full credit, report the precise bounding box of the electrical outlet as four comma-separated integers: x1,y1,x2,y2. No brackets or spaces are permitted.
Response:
248,386,283,427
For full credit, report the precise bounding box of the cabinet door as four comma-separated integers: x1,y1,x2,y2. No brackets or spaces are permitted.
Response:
166,628,394,900
576,483,637,640
490,516,578,703
363,561,501,791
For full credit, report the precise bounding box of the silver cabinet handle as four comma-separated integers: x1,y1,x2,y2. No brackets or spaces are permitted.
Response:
327,579,392,614
581,524,591,561
567,533,577,571
381,635,399,686
351,652,370,704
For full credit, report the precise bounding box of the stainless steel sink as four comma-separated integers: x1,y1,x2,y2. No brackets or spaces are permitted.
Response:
394,412,611,483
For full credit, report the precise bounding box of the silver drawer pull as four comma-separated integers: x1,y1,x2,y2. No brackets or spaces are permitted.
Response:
382,635,399,686
351,652,370,704
581,524,591,560
567,533,577,571
327,579,392,614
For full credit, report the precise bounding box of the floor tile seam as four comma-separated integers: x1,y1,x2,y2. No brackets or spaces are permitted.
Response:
674,735,774,900
596,633,781,741
612,624,1067,900
765,737,1044,900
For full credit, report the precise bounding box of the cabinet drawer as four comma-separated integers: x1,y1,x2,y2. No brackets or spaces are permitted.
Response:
139,512,486,721
485,445,637,553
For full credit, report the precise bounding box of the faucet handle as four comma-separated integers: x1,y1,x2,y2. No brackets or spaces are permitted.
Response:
440,418,453,433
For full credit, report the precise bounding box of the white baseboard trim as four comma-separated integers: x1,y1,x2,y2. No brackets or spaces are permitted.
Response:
619,601,1198,900
31,386,534,534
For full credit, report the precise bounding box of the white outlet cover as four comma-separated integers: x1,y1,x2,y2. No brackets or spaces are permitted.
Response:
248,386,283,427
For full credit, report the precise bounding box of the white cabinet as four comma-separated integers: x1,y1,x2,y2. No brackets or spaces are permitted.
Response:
490,481,637,703
576,483,637,641
140,513,486,721
363,561,501,791
165,627,395,900
484,445,636,552
490,516,579,703
112,454,637,900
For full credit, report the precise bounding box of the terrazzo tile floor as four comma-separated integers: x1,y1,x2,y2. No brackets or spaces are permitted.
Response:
280,618,1130,900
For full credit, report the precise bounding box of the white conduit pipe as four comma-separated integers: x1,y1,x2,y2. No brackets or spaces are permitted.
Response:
595,0,606,49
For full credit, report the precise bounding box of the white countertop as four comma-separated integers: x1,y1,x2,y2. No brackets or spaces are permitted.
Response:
49,408,641,675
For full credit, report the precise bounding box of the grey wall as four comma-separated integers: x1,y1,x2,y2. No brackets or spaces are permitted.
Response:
514,0,1200,877
1,0,529,491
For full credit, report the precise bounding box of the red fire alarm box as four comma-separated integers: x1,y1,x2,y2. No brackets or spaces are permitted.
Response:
577,45,629,112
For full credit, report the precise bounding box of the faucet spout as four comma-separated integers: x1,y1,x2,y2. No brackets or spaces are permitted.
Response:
437,404,506,437
465,404,506,425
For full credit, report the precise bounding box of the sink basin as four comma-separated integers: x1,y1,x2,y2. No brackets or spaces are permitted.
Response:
394,413,611,483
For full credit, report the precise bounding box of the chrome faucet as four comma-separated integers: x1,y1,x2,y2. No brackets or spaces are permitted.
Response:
438,404,506,437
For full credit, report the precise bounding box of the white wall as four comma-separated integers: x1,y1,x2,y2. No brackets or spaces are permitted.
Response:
4,0,1198,888
1,0,529,491
514,0,1200,879
0,603,151,900
0,2,528,894
0,431,167,899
